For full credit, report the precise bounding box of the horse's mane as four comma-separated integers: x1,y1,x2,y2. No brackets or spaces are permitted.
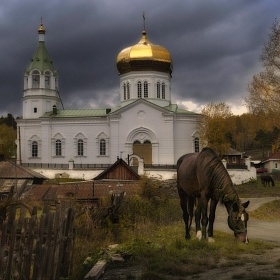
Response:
199,148,239,203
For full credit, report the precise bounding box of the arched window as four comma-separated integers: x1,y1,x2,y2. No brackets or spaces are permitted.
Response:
32,70,40,88
123,83,126,100
144,81,148,98
32,141,38,157
157,82,160,98
100,139,106,156
55,140,62,156
127,82,130,99
194,137,200,153
77,139,84,156
45,71,51,89
137,81,142,98
162,82,165,99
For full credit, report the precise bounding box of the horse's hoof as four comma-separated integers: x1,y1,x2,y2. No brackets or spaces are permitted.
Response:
196,230,202,240
208,237,215,243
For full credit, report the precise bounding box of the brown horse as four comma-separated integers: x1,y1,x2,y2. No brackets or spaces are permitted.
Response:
260,174,275,187
177,147,250,243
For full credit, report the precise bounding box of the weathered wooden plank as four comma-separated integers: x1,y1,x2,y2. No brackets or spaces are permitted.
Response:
84,260,107,280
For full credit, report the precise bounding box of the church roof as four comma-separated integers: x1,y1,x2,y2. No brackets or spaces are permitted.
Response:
39,100,200,119
116,30,172,75
41,108,110,118
25,23,56,74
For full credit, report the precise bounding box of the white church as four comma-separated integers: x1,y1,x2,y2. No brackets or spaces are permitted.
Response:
16,23,201,169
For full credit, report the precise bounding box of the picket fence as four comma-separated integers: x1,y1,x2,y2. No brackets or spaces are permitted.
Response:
0,203,75,280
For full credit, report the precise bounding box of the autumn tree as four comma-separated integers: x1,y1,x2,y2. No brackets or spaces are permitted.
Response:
198,102,233,157
246,19,280,127
0,124,17,159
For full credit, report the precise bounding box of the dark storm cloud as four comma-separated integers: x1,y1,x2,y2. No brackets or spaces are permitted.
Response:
0,0,279,117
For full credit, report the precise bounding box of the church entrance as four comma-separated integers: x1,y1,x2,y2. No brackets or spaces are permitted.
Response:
132,140,152,165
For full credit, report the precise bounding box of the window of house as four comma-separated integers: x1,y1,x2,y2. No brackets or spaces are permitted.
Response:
157,82,160,98
34,107,37,113
275,163,278,169
32,70,40,88
127,82,130,99
100,139,106,155
194,137,199,153
32,141,38,157
232,156,237,163
123,83,126,100
144,81,148,98
77,139,84,156
55,140,62,156
162,82,165,99
45,71,51,89
137,81,142,98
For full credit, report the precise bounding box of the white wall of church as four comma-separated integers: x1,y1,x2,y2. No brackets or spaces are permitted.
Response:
115,102,175,165
173,118,199,162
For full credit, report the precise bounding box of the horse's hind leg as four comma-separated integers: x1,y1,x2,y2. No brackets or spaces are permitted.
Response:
178,189,191,239
208,199,218,242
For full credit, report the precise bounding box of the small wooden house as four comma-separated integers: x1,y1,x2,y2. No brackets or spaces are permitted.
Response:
93,158,141,197
0,160,47,199
261,151,280,173
222,148,245,169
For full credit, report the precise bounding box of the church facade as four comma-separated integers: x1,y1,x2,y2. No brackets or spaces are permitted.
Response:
16,23,201,168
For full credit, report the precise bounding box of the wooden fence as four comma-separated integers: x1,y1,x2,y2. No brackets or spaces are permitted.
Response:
0,203,75,280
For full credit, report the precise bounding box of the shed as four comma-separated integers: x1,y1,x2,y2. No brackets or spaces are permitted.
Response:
0,160,47,198
93,158,141,197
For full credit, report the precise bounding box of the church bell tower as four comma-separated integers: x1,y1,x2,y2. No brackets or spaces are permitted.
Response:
22,22,60,119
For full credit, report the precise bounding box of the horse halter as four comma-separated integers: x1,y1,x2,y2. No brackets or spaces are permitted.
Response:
227,208,247,234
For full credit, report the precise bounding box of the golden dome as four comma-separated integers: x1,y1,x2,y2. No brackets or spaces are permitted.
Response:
116,30,173,75
38,23,45,34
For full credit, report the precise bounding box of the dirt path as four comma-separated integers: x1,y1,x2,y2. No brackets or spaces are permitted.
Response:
101,197,280,280
215,197,280,243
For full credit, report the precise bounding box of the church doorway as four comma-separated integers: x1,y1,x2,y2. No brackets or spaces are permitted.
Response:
132,140,152,165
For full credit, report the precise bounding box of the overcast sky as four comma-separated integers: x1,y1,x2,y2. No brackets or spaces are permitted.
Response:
0,0,279,117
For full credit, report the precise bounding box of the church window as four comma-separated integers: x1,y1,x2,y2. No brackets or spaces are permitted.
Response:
144,81,148,98
134,140,141,144
32,70,40,88
194,137,200,153
157,82,160,98
162,82,165,99
127,82,130,99
55,140,62,156
45,71,51,89
100,139,106,155
34,107,37,113
77,139,84,156
137,81,142,98
123,83,126,100
32,141,38,157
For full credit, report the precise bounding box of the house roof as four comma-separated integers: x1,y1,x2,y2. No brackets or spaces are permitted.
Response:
24,182,94,201
262,151,280,163
224,148,242,156
94,158,140,180
0,161,47,179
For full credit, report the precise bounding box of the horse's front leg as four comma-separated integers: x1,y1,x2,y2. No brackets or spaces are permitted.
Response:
200,197,209,240
208,199,218,243
195,202,202,240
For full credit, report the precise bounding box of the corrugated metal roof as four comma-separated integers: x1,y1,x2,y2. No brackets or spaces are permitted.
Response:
41,109,110,118
0,161,47,179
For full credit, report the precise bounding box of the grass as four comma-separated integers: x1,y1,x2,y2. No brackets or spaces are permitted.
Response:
67,177,280,279
249,199,280,221
236,176,280,198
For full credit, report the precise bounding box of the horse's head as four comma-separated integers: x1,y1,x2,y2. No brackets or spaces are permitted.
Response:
228,200,250,243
